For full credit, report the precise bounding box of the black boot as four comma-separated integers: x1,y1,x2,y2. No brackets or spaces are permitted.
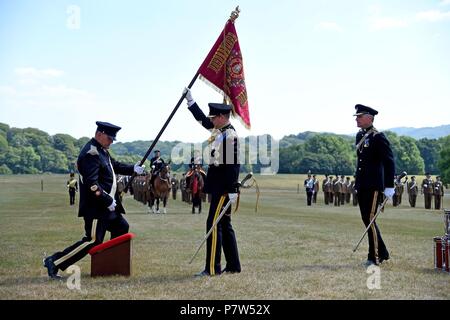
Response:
43,256,62,280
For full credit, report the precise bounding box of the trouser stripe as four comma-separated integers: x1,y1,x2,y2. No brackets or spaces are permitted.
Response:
210,196,225,275
54,219,98,267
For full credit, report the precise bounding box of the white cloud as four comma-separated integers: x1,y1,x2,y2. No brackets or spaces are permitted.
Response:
367,5,450,31
439,0,450,6
316,21,343,32
39,85,93,99
0,84,97,111
14,67,65,85
415,10,450,22
367,4,408,30
15,67,64,79
0,85,17,96
370,17,408,30
1,67,96,110
368,5,382,16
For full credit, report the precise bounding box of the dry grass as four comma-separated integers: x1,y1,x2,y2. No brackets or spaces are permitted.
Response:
0,174,449,300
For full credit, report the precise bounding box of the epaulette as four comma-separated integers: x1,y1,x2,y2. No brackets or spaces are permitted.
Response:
223,127,238,139
87,145,99,156
220,123,234,132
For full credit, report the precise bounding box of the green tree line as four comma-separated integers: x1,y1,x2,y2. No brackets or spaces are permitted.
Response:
0,122,449,184
276,131,450,184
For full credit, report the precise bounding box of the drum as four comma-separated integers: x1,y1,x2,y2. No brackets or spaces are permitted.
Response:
434,237,444,270
444,210,450,236
445,239,450,272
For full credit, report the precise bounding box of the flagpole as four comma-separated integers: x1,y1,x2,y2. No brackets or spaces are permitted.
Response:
123,72,199,192
124,6,241,192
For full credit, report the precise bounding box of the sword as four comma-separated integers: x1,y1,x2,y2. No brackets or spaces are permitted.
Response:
352,197,388,253
188,172,253,264
352,171,407,253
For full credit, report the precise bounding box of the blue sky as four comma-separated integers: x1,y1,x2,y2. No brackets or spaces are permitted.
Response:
1,0,450,143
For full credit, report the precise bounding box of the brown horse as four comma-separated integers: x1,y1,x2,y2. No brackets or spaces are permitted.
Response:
188,167,205,214
150,163,171,214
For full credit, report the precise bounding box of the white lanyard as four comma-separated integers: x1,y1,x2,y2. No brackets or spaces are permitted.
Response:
108,156,117,198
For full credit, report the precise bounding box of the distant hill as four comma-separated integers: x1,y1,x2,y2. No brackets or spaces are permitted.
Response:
386,125,450,140
279,131,352,148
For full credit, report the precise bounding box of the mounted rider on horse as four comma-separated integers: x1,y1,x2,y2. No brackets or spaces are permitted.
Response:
150,150,170,190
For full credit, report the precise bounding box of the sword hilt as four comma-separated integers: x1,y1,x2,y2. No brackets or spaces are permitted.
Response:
237,172,253,190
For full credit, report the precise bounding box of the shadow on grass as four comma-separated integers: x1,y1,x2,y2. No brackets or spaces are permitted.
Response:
135,274,202,285
299,264,355,271
418,267,450,275
0,276,61,287
0,273,202,289
266,264,356,273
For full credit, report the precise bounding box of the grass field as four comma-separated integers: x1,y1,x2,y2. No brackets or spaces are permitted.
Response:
0,174,449,300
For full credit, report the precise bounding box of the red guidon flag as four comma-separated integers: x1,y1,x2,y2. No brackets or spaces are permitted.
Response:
197,15,250,129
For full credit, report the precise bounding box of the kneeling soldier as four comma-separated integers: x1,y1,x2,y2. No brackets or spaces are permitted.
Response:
43,121,145,279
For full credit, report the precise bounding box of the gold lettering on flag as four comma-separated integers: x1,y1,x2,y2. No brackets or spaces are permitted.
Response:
207,32,237,73
236,90,248,106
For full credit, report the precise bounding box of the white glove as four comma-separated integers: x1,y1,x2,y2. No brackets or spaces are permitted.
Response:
183,87,195,107
384,187,395,200
228,193,238,204
107,199,117,211
134,163,145,175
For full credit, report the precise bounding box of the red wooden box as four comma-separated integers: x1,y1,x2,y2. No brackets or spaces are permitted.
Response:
88,233,135,277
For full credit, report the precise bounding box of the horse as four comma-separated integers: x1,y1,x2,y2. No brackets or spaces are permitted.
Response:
188,166,205,214
149,163,171,214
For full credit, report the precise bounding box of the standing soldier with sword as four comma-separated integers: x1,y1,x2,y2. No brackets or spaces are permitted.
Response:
184,88,241,277
353,104,395,267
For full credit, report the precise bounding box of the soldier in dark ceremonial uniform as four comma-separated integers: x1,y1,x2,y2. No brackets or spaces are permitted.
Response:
313,175,319,204
171,174,179,200
322,175,329,205
304,174,314,206
354,104,395,266
67,172,78,205
434,176,445,210
189,151,203,170
345,176,351,204
180,173,187,202
350,176,358,206
340,175,346,205
398,176,404,205
43,121,145,279
184,88,241,277
393,175,401,207
149,150,166,189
